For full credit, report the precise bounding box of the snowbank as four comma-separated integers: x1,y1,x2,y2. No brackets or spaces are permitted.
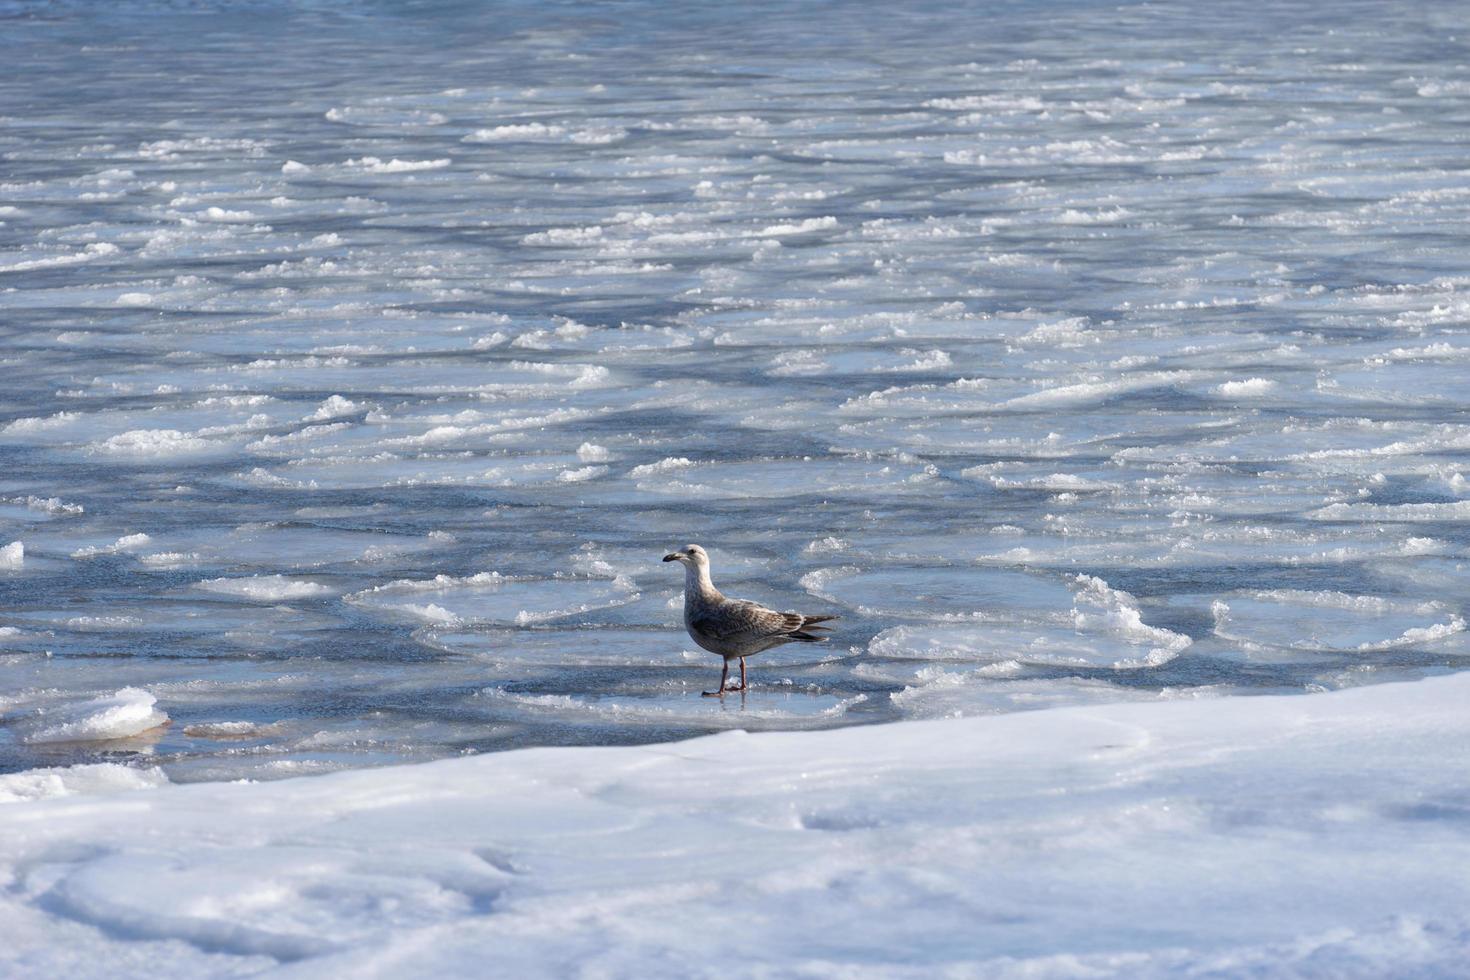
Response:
3,677,1470,975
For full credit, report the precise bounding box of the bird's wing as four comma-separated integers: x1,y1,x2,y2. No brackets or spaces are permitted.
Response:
689,600,803,646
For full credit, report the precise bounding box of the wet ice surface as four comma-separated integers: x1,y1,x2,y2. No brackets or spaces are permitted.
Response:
2,0,1468,782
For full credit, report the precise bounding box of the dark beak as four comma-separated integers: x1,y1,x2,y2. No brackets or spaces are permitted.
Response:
663,553,680,562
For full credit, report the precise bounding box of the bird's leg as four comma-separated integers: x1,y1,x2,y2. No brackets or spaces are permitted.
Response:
724,657,748,693
702,660,730,697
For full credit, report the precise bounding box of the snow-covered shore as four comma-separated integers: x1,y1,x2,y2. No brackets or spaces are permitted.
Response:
4,677,1469,977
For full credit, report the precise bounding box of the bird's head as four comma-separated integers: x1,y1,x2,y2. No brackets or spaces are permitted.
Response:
662,543,709,568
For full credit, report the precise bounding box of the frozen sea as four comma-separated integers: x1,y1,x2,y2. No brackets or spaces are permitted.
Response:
2,0,1469,784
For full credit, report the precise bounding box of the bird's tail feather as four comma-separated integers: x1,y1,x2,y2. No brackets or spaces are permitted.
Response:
789,613,837,641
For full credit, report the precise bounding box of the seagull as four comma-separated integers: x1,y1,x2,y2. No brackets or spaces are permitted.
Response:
663,543,836,696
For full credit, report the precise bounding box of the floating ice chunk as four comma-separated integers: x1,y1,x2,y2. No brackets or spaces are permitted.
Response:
1055,207,1132,224
281,160,311,174
569,127,627,145
1213,590,1465,654
343,156,450,173
90,429,214,457
306,394,360,420
628,456,696,477
348,572,638,626
16,688,169,744
114,291,153,306
199,206,257,222
864,575,1189,672
558,465,608,483
182,721,266,738
0,763,168,804
522,225,603,246
71,533,151,558
577,442,610,462
1071,575,1192,666
0,541,22,569
1000,371,1197,409
404,603,460,625
889,672,1182,719
421,625,678,671
1216,377,1278,397
463,122,566,141
1013,317,1094,347
807,565,1077,619
924,94,1046,111
325,105,447,126
1370,618,1467,649
570,365,610,388
0,241,117,273
195,575,335,601
759,216,838,236
877,349,952,372
970,469,1118,492
4,495,83,516
1310,501,1470,522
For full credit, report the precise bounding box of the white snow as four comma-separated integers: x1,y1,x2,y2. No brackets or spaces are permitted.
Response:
3,677,1470,974
0,764,167,804
0,541,22,569
5,0,1470,926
